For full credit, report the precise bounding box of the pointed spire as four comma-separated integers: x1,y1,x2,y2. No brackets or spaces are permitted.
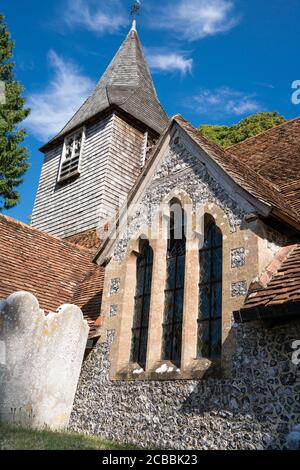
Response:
131,18,137,32
50,17,168,143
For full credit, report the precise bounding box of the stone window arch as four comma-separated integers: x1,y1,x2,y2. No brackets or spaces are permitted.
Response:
106,199,249,380
197,214,223,359
130,238,154,368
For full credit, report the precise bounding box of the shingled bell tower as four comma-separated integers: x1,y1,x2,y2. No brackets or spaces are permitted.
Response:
31,17,168,240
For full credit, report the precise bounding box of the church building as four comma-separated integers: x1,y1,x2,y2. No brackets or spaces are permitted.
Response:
1,18,300,449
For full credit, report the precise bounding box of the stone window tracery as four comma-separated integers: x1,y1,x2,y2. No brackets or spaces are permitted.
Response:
112,199,242,380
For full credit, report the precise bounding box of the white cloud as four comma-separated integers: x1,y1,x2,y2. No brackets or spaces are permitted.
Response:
64,0,127,34
152,0,239,41
146,50,193,75
192,87,261,118
26,50,94,142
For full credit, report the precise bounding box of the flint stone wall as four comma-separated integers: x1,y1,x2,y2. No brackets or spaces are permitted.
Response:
71,321,300,450
112,136,281,263
0,292,89,430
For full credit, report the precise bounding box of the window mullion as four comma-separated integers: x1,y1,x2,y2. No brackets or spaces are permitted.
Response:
71,136,75,162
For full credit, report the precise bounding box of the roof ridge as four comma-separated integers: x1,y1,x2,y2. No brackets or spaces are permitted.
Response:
132,29,159,100
0,215,103,339
250,244,298,292
174,116,282,193
94,115,300,265
173,115,300,222
228,115,300,150
94,114,300,265
240,243,300,315
0,215,93,256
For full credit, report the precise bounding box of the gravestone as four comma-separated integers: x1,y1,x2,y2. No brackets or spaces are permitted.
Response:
0,291,89,430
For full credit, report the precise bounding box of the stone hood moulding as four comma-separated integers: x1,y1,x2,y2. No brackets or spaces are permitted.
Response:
0,291,89,430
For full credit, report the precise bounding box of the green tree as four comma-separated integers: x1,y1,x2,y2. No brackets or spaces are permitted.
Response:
199,112,286,149
0,14,30,210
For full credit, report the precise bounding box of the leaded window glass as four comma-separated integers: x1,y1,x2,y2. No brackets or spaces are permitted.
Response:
197,218,222,359
162,201,186,365
131,239,153,368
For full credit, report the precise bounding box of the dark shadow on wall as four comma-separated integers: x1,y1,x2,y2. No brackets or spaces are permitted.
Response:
179,320,300,449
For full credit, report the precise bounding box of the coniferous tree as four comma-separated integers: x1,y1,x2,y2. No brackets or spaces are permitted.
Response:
0,14,30,210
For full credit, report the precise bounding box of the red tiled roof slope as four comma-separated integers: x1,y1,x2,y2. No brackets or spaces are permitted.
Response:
243,244,300,310
65,228,101,253
0,215,104,337
229,117,300,214
72,267,105,338
175,116,300,225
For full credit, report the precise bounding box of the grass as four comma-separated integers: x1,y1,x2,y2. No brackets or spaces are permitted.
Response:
0,423,139,450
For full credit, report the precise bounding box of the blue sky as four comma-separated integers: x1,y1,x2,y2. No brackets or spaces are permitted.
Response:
2,0,300,223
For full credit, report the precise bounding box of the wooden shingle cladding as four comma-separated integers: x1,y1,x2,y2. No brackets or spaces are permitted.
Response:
32,23,168,240
32,112,145,238
0,215,104,337
102,113,145,216
42,26,168,149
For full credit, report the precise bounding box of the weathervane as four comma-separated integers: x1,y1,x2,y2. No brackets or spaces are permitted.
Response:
131,1,141,20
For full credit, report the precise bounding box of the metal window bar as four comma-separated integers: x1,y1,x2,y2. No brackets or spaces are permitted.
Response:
162,208,186,365
197,222,222,359
131,242,153,367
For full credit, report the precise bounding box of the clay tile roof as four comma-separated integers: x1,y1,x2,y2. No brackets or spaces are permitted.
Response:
0,215,104,338
174,115,300,226
72,268,105,338
64,228,102,254
229,117,300,215
242,244,300,310
176,115,300,322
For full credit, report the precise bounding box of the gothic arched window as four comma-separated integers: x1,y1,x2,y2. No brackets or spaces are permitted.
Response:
197,216,223,359
131,239,153,368
162,200,186,365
